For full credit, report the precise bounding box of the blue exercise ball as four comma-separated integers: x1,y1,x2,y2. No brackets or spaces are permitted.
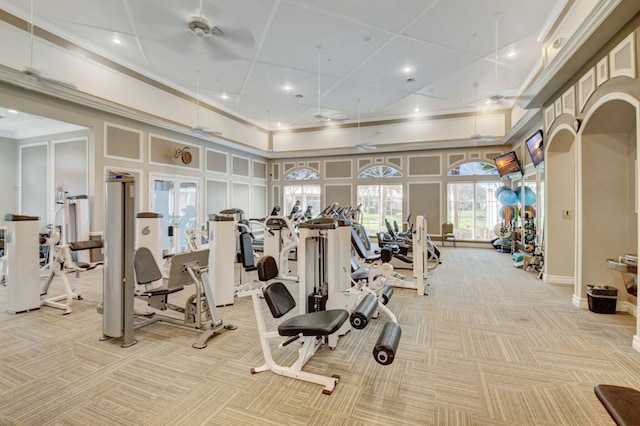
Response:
495,185,510,200
523,187,537,205
497,188,518,206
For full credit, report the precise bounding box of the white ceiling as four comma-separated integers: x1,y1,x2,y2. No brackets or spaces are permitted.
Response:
0,0,561,136
0,106,86,139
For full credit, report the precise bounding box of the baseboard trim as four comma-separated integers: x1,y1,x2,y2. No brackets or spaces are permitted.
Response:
633,335,640,353
543,274,574,285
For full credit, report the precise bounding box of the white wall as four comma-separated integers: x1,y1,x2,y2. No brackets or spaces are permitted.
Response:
0,138,18,225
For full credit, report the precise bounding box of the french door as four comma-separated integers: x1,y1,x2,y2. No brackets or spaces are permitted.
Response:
150,174,200,252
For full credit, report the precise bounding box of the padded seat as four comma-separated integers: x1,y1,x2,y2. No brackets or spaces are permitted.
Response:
239,232,257,272
262,281,348,337
594,384,640,425
279,309,349,336
134,247,184,295
258,257,349,338
351,227,380,262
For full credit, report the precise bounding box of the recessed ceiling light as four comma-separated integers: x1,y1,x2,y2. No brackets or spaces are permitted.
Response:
7,109,18,114
404,67,412,73
507,51,516,57
277,122,282,127
414,106,420,112
283,85,293,91
112,37,122,45
221,93,228,99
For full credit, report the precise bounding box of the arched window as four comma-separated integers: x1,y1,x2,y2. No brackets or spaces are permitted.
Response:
358,165,402,178
357,166,403,233
447,161,498,176
284,168,320,180
283,168,320,215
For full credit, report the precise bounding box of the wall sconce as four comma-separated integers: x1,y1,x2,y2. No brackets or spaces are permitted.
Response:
174,146,192,165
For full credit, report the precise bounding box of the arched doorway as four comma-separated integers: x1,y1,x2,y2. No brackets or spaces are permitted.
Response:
577,96,638,319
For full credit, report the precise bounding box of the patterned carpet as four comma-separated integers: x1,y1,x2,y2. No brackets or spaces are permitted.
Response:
0,247,638,425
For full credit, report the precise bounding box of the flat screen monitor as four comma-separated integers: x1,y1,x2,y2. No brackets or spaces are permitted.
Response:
493,151,523,180
525,130,544,171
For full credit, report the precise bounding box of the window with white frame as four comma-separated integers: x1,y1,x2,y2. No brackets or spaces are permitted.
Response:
446,161,501,241
283,168,321,215
357,165,403,233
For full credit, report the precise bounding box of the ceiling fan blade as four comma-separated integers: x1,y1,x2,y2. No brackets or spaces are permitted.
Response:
356,144,377,152
22,68,76,89
200,37,244,62
471,134,498,143
191,126,222,136
56,17,135,36
206,21,255,53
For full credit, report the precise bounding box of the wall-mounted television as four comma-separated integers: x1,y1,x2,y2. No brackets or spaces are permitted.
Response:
525,130,544,171
493,151,523,180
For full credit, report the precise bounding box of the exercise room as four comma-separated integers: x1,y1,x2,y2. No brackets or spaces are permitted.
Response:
2,1,640,424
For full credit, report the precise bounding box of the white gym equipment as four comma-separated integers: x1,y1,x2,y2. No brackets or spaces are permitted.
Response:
297,218,351,313
239,255,348,395
4,213,83,315
4,214,41,313
40,227,79,314
185,227,208,252
260,214,299,281
297,217,404,348
366,215,431,296
101,171,235,348
413,215,429,295
208,214,235,306
38,191,103,314
55,187,91,265
239,253,402,394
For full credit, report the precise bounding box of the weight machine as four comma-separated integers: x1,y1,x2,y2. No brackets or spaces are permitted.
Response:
261,214,299,281
368,215,431,295
3,213,94,315
240,252,402,395
101,171,235,348
297,217,401,347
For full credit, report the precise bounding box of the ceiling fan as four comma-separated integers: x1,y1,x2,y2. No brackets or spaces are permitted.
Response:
159,0,254,62
20,0,75,89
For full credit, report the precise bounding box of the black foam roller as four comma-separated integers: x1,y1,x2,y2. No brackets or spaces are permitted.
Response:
380,247,393,263
381,285,394,305
350,293,378,329
373,321,401,365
